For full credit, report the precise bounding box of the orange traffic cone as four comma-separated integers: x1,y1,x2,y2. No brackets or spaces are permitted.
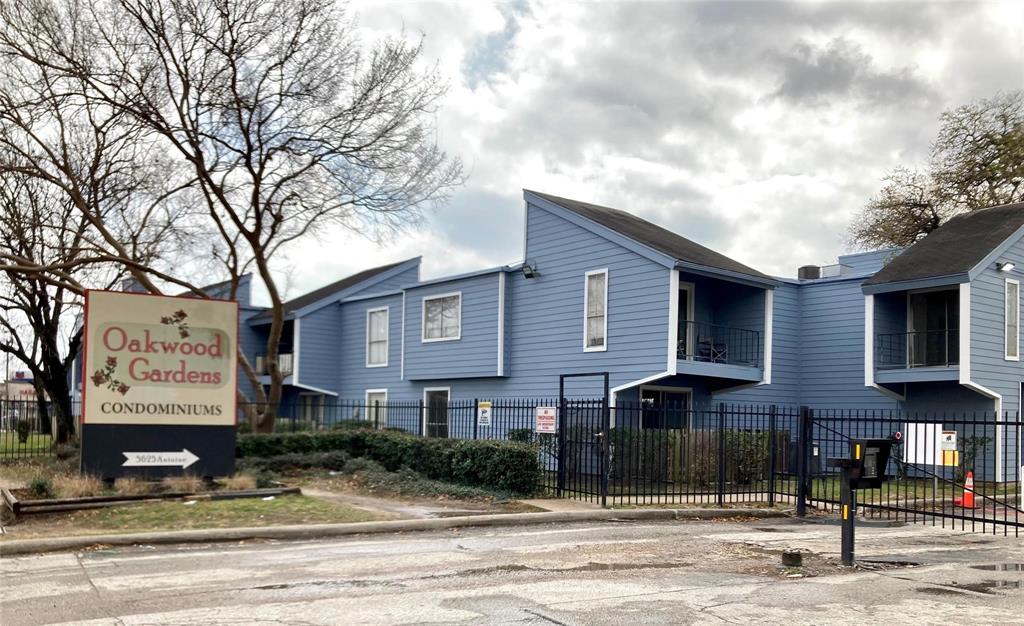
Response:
954,471,977,509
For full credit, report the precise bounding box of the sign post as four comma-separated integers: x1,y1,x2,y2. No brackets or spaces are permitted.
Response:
80,291,238,479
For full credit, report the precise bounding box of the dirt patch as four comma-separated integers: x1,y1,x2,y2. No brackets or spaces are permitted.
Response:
292,471,543,519
0,494,385,540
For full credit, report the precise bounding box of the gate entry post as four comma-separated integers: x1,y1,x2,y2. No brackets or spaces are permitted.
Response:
600,373,610,508
796,406,811,517
557,378,566,497
716,403,726,507
839,464,856,566
827,457,857,566
473,398,479,441
828,438,896,567
767,405,778,507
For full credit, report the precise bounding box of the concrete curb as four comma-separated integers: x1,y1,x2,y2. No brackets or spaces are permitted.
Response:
0,508,786,557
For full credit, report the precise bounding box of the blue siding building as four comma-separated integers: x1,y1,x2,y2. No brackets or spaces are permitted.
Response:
179,193,1022,476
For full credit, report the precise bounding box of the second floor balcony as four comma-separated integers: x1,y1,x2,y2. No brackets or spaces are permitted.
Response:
876,330,959,370
677,321,762,369
255,353,294,377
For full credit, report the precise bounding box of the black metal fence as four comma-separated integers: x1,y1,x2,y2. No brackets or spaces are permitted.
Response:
10,394,1021,536
0,399,76,460
239,399,1022,535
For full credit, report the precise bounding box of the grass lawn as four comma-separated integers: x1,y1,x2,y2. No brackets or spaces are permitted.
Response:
0,455,73,485
1,494,385,540
0,432,54,457
798,475,1020,504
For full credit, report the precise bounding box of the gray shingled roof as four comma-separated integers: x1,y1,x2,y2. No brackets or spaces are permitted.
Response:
249,259,412,323
529,191,771,280
862,202,1024,287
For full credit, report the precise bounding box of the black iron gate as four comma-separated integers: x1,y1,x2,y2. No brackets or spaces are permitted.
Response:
557,373,610,506
805,410,1023,536
547,399,1022,536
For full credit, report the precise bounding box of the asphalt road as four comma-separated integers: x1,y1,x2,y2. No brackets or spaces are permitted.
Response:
2,518,1023,625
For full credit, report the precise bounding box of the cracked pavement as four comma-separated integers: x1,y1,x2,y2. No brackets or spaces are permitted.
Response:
1,517,1022,625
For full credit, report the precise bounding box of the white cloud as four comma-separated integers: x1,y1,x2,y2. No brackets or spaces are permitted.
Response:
274,0,1024,306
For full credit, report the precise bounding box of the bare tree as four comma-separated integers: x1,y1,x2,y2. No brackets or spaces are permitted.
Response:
847,168,946,250
849,91,1024,249
0,176,88,443
0,144,194,443
0,0,462,431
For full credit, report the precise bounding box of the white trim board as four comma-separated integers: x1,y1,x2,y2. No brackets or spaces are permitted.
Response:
864,294,905,401
677,279,696,365
292,317,301,384
497,271,506,376
762,288,774,385
959,283,972,382
400,291,406,380
289,382,338,397
1005,278,1020,361
667,270,680,372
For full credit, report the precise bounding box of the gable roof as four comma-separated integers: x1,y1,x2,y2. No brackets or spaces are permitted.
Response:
862,202,1024,288
249,259,415,323
176,273,251,302
526,190,772,282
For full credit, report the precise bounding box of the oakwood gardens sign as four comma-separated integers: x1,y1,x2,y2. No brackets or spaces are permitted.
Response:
81,290,238,478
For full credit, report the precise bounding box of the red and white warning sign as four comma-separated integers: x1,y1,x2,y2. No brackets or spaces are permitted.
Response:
535,406,557,434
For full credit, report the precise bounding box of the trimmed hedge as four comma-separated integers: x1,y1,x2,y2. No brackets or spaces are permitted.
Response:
238,450,351,473
236,430,540,495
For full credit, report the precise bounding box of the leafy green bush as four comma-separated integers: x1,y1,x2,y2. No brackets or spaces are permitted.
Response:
253,470,279,489
344,458,509,500
15,419,32,444
27,475,52,498
238,450,351,473
273,418,311,432
724,431,770,485
332,420,374,431
237,430,540,494
609,428,679,484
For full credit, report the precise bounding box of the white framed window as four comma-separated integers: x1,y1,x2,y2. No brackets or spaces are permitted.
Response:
1006,278,1020,361
422,292,461,342
366,306,389,367
583,268,608,352
365,389,388,428
422,387,451,438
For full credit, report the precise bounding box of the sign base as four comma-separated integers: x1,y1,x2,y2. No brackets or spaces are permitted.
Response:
81,424,236,479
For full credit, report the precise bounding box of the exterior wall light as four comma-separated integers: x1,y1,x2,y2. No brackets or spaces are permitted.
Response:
997,262,1016,273
522,263,540,279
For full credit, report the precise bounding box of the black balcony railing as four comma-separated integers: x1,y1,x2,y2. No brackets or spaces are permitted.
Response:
677,321,761,368
876,330,959,370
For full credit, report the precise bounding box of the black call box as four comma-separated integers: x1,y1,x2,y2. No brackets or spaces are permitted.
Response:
827,437,896,489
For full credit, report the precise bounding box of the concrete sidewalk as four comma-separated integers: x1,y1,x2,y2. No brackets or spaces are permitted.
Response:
0,506,785,556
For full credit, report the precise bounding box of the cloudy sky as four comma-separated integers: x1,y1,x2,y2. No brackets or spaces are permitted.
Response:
272,0,1023,301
